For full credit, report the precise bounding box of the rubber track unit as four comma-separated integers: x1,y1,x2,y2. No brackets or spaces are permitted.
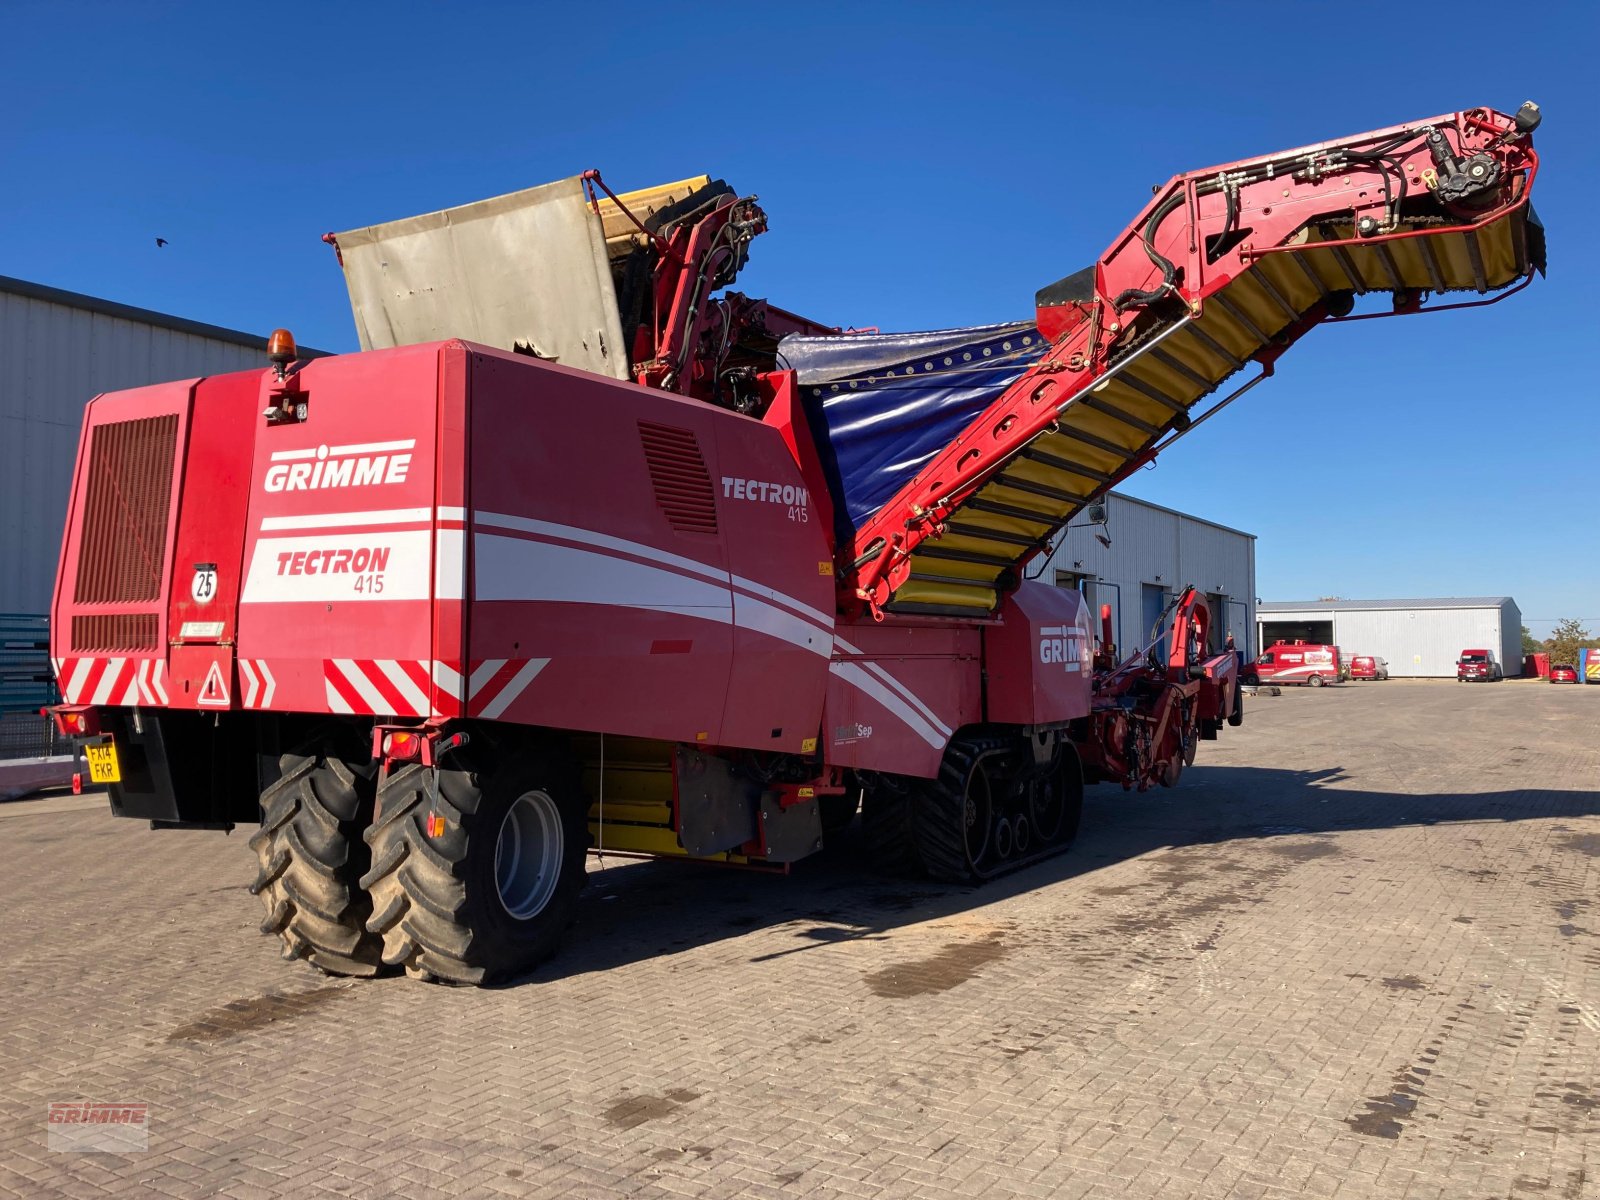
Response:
248,745,384,976
361,762,485,984
913,736,1083,885
912,736,1012,884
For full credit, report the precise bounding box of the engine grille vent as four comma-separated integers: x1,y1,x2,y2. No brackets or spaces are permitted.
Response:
638,421,718,535
73,414,179,604
72,613,159,653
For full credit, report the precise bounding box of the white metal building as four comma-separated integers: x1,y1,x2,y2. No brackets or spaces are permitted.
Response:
0,275,306,614
1256,597,1522,678
1035,492,1257,659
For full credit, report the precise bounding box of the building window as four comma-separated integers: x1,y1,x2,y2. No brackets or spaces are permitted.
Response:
1055,570,1092,591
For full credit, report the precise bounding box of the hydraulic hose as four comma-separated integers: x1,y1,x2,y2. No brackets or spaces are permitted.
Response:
1113,191,1186,311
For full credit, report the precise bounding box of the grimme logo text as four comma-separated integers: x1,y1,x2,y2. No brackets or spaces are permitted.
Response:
264,441,414,492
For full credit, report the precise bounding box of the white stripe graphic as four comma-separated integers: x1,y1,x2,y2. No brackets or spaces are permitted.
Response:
833,636,953,737
239,660,260,708
258,661,275,708
729,573,834,631
260,507,433,531
732,592,831,658
152,662,169,705
476,534,833,659
475,512,728,584
437,506,466,523
478,659,550,721
828,662,946,749
270,439,414,463
376,660,430,716
474,512,837,648
66,658,94,704
432,661,465,701
134,662,154,706
326,678,354,713
91,659,126,706
468,659,507,698
332,659,390,714
434,529,464,601
117,667,140,706
476,533,733,617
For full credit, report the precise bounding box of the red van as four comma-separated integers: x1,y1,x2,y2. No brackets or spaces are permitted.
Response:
1245,642,1342,688
1349,655,1389,681
1457,649,1503,682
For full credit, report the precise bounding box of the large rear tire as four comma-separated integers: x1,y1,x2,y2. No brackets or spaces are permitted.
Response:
362,747,589,985
248,737,385,977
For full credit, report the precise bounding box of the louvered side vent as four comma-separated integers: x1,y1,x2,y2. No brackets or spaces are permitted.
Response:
73,414,179,605
72,613,159,653
638,421,718,535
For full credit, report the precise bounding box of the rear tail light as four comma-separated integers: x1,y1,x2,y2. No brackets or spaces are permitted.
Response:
47,707,99,737
382,731,422,761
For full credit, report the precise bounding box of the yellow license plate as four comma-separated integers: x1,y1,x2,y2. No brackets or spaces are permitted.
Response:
84,740,121,784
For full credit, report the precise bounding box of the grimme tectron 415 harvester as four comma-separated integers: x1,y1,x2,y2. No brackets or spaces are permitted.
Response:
50,103,1543,983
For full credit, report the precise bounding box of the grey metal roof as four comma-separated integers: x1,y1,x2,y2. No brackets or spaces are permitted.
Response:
1259,597,1516,613
1106,491,1256,540
0,274,330,356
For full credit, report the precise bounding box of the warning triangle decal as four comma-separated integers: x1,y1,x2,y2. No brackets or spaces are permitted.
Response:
198,660,231,707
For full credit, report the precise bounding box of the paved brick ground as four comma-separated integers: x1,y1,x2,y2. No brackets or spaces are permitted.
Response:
1,680,1596,1199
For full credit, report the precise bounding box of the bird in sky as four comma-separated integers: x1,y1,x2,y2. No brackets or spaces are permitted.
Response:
155,237,168,247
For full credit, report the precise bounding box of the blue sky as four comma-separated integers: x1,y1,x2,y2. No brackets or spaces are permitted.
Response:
4,2,1596,637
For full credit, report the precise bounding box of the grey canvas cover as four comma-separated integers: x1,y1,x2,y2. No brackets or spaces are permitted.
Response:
332,176,630,380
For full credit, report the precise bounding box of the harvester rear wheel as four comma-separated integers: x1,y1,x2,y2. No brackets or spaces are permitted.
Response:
248,736,385,977
1031,744,1084,849
361,746,588,985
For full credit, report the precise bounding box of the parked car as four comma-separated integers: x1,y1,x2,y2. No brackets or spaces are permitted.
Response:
1349,655,1389,681
1456,648,1503,682
1244,642,1342,687
1549,663,1580,684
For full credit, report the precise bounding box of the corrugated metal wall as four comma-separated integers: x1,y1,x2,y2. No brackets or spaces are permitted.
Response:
1256,602,1520,677
1039,494,1257,658
0,290,264,613
1499,598,1522,675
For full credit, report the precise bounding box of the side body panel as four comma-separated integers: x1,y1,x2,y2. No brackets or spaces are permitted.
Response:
236,344,446,716
823,620,982,778
165,371,269,710
983,583,1094,725
465,349,833,752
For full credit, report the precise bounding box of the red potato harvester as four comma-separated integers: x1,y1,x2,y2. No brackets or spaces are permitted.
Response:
50,103,1544,983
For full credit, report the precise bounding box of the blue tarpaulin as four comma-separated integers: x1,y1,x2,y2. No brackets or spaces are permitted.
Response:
780,321,1048,539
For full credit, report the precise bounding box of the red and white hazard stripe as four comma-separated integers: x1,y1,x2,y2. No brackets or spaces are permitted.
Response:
54,657,168,707
323,657,548,720
427,659,550,720
237,659,278,709
324,659,433,718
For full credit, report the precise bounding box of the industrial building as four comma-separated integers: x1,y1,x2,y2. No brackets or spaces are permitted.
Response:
1036,492,1257,659
0,274,304,614
1256,597,1523,678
